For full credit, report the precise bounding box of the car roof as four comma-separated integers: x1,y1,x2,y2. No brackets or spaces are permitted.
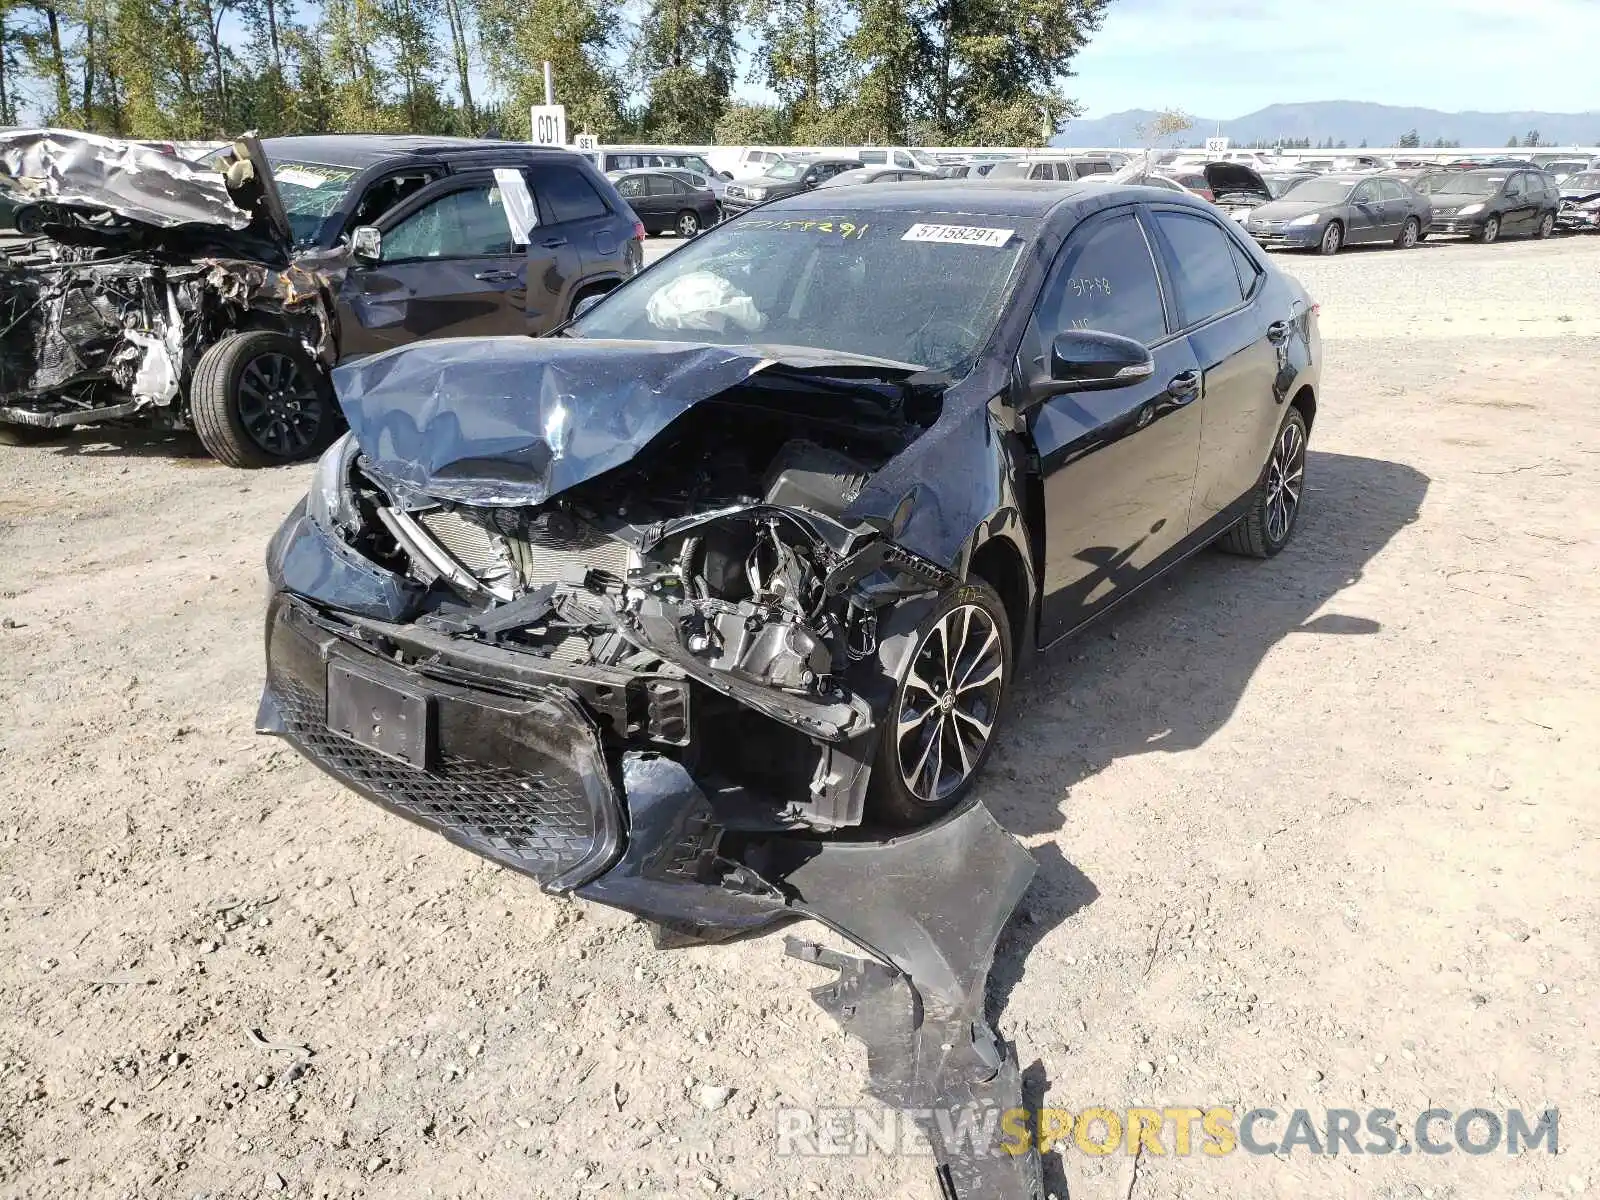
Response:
260,134,574,169
764,179,1201,218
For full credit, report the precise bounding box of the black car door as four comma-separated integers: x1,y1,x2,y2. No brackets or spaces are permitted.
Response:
1505,173,1538,232
1346,180,1385,242
1025,206,1204,639
1145,206,1285,528
338,172,527,360
612,174,660,230
523,161,620,328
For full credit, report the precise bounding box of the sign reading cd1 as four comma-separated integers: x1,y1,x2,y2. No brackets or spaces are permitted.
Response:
530,104,568,147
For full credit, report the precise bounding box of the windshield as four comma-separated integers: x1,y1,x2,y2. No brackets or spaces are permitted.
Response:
1277,178,1356,204
1566,173,1600,188
1417,172,1504,196
265,158,360,246
568,211,1031,372
765,161,806,181
984,161,1032,179
1265,175,1312,198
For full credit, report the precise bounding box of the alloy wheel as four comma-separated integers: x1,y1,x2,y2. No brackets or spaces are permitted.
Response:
234,351,325,459
1265,419,1306,545
1482,216,1500,244
895,603,1005,805
1400,219,1419,248
677,212,701,237
1321,223,1342,255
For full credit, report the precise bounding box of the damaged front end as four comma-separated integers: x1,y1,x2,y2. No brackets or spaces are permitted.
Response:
258,335,1043,1197
0,130,334,433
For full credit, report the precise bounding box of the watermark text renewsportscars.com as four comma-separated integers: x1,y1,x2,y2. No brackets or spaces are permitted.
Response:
776,1105,1560,1159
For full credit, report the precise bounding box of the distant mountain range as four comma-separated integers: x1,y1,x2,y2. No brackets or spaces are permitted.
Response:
1053,102,1600,149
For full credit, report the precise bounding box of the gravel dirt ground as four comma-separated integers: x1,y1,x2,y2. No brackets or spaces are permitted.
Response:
1,233,1597,1200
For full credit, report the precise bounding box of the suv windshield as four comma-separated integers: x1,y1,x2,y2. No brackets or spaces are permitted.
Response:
766,161,806,181
569,211,1031,372
265,159,360,245
1566,173,1600,188
984,161,1032,179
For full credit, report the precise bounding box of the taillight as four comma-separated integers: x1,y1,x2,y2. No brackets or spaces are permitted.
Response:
633,221,646,242
1197,187,1216,203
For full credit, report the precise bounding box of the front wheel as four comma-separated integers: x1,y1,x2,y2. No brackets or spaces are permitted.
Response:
190,330,339,468
1218,409,1309,559
1318,221,1344,255
868,579,1013,827
12,206,42,236
1395,217,1420,249
1474,215,1501,244
675,209,702,238
1535,212,1555,240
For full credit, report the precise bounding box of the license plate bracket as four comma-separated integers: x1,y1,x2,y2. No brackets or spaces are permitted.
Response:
326,661,432,768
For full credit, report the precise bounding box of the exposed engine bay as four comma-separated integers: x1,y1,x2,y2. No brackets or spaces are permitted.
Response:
325,373,948,830
0,130,335,431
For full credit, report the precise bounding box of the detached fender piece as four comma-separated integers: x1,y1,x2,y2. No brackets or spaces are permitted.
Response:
574,761,1043,1199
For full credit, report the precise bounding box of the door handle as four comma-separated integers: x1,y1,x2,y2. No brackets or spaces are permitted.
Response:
473,269,519,282
1166,370,1201,402
539,236,568,249
1267,320,1291,344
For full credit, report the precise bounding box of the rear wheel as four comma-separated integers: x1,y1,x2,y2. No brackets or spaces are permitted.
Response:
1535,212,1555,240
12,206,42,236
1474,215,1501,244
1218,409,1309,559
1318,221,1344,255
1395,217,1420,249
190,330,338,468
675,209,702,238
868,579,1013,827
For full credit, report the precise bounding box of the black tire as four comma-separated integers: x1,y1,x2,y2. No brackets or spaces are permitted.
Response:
0,422,64,446
1394,217,1421,249
190,330,338,468
867,577,1013,828
1535,212,1555,240
1473,215,1501,244
1218,408,1309,559
12,206,42,236
1318,220,1343,256
675,209,702,238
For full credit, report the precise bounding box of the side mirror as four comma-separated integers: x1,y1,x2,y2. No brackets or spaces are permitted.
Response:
717,170,733,180
572,292,605,319
1032,330,1154,401
350,225,382,261
803,175,819,188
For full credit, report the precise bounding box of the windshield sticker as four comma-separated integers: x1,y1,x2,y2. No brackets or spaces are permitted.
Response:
902,223,1015,248
271,165,354,190
735,218,871,239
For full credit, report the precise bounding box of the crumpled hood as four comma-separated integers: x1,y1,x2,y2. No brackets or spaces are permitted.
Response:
333,336,916,508
1,129,246,228
0,129,292,255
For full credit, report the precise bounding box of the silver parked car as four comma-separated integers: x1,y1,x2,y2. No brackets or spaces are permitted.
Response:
1245,174,1434,255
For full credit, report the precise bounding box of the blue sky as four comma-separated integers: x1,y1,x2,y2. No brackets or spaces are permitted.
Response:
1066,0,1600,118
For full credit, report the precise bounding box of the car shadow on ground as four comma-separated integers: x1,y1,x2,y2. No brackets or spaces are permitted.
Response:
35,425,217,462
981,449,1430,843
975,450,1427,1193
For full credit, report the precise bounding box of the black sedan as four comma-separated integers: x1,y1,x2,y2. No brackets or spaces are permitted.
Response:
258,181,1320,1198
608,169,720,237
1415,168,1561,243
817,165,938,187
1245,174,1433,254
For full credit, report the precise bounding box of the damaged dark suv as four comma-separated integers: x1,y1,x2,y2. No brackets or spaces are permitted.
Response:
0,131,640,464
259,182,1320,1196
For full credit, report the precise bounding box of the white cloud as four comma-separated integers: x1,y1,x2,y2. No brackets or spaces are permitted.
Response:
1070,0,1600,117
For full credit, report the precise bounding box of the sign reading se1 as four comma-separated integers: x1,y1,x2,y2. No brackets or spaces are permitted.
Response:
530,104,568,147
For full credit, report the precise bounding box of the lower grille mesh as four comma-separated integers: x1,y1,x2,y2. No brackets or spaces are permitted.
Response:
273,673,599,880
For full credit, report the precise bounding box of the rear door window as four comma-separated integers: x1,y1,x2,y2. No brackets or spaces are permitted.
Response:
1035,210,1168,345
530,163,611,224
645,174,681,196
1150,209,1247,328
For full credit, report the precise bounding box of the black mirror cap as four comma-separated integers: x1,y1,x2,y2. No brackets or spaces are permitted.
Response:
1046,329,1156,392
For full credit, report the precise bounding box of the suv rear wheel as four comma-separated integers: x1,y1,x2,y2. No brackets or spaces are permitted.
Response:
190,330,339,468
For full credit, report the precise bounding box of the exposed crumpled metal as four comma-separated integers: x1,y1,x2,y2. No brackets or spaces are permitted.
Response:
0,129,249,230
